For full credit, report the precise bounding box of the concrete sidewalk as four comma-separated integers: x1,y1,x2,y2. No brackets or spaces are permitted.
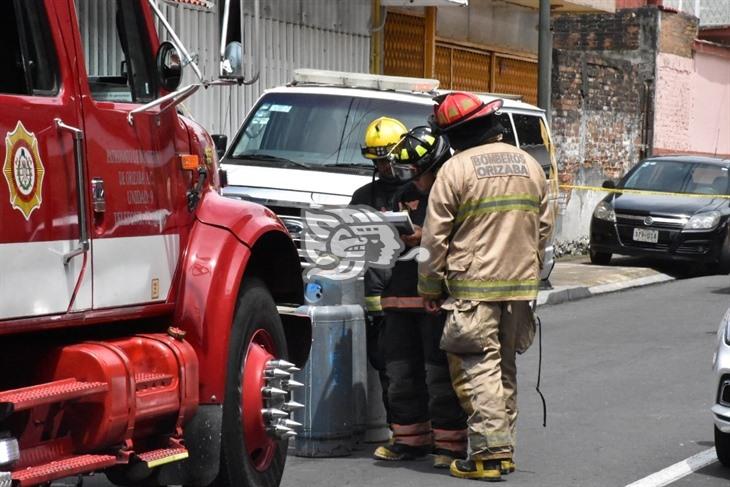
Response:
537,256,675,307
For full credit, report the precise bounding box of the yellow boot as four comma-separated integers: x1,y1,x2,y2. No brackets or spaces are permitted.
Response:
449,459,502,481
501,459,516,474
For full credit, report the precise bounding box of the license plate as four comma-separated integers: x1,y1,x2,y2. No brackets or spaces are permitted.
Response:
633,227,659,243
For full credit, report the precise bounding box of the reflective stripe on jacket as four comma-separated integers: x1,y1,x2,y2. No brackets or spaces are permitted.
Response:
418,142,554,302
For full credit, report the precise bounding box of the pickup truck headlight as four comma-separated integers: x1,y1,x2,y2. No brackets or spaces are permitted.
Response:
683,211,720,231
593,201,616,222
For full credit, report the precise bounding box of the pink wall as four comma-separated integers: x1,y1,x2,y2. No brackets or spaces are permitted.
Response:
691,50,730,156
654,47,730,158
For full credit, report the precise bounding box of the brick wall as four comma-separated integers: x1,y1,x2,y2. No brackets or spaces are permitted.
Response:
551,8,658,240
653,53,694,153
616,0,649,10
658,10,698,57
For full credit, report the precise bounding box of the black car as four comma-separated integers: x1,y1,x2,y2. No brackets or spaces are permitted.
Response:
589,156,730,271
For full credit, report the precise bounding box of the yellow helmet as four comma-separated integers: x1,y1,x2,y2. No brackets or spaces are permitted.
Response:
361,117,407,160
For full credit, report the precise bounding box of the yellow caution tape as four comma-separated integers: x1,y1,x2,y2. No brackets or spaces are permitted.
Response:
559,184,730,199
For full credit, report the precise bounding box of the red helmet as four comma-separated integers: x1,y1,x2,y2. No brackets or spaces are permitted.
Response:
432,92,503,132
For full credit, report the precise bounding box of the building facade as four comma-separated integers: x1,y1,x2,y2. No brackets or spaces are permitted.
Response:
552,0,730,240
158,0,612,138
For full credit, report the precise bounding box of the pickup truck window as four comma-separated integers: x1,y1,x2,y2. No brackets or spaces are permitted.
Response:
495,113,516,145
513,113,551,176
339,97,433,166
229,92,433,169
76,0,157,103
0,0,58,96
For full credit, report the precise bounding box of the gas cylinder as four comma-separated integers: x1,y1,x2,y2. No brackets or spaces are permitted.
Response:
291,276,366,457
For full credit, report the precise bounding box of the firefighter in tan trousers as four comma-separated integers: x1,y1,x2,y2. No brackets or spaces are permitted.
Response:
417,92,554,481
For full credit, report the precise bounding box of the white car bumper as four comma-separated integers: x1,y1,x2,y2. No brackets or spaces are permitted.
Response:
713,309,730,433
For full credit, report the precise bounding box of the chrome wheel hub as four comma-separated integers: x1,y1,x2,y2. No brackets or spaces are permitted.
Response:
261,359,304,439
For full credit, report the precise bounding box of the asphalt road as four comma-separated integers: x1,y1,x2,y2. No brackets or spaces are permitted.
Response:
281,273,730,487
71,272,730,487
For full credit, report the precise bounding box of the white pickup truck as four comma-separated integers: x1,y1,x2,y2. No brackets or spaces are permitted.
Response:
219,69,559,281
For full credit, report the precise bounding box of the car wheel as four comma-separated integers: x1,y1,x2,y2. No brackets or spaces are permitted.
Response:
215,277,291,487
716,425,730,467
589,249,612,265
718,236,730,274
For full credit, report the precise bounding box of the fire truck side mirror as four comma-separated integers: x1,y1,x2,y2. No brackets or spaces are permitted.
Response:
212,134,228,160
218,0,260,84
157,41,183,92
221,42,243,79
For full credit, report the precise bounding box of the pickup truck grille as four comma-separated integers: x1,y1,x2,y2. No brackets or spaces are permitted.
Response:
268,206,309,267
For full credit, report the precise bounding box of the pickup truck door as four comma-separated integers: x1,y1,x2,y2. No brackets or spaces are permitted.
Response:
71,0,184,309
0,0,91,321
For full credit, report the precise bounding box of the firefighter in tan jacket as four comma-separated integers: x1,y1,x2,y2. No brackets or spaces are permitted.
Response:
417,92,554,481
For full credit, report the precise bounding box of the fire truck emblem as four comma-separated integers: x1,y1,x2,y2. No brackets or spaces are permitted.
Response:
3,121,45,220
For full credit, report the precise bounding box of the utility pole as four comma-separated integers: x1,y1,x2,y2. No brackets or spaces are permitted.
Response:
538,0,552,122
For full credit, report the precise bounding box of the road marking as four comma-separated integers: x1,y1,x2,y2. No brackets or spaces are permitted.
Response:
625,448,717,487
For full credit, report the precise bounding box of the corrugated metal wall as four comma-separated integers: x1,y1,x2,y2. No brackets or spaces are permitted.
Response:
157,1,371,138
77,0,124,77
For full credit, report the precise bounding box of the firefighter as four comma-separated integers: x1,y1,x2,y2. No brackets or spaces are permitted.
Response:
373,126,468,468
417,92,554,481
350,117,408,421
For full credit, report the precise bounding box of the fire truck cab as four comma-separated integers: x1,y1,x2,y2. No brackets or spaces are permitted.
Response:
0,1,309,486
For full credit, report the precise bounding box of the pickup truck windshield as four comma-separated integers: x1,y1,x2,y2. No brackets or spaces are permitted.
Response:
228,92,433,169
623,161,729,195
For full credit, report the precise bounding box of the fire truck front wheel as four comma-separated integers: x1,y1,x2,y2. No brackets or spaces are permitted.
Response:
217,277,290,487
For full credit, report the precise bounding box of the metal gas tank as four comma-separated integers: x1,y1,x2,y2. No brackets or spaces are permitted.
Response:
291,278,366,457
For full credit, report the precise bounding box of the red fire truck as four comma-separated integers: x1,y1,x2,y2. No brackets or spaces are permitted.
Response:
0,1,310,486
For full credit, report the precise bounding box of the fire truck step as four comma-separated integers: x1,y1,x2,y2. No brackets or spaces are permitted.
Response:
137,446,189,468
0,379,108,412
134,372,174,390
12,454,117,486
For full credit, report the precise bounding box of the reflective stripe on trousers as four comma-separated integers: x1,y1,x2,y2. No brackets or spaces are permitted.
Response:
392,421,432,447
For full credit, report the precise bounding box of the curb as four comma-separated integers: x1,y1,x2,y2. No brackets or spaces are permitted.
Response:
536,272,675,307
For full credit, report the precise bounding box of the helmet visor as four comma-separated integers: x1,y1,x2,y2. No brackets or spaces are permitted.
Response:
390,161,419,182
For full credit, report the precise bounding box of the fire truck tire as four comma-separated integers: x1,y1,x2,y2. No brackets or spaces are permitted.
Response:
215,277,289,487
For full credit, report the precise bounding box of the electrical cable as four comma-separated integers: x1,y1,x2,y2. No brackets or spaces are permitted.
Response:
535,313,547,427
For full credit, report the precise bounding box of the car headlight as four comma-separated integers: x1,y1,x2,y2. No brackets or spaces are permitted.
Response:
593,201,616,222
683,211,720,231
